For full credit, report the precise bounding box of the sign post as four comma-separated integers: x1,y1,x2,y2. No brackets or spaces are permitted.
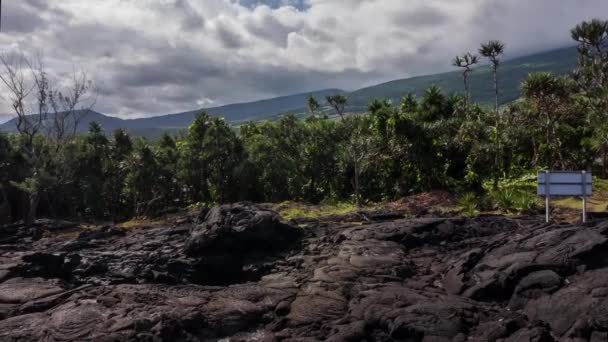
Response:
545,170,550,223
582,170,587,223
537,171,592,223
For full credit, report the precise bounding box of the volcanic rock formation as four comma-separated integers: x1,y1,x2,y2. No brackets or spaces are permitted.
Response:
0,203,607,341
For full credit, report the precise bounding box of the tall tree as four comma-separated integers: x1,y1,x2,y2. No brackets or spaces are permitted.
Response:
0,53,95,224
126,142,160,217
80,122,109,217
522,72,574,169
307,95,321,118
179,112,211,203
479,40,505,186
452,52,479,106
326,95,348,120
105,129,133,219
571,19,608,115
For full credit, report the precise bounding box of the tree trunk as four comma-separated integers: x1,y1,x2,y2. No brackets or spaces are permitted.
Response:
546,116,552,169
25,192,39,226
602,147,608,178
354,161,361,208
463,72,470,109
0,187,11,224
493,66,500,189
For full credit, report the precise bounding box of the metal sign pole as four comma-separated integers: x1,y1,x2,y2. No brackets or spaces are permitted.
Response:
545,170,550,223
582,170,587,223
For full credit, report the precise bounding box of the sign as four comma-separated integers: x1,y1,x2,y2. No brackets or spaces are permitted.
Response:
537,171,592,196
537,171,592,223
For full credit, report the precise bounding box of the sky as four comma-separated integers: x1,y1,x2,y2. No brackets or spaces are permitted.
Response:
0,0,606,118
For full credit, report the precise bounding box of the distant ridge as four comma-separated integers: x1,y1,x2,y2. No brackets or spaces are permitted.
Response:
0,46,578,138
124,88,346,129
346,45,577,109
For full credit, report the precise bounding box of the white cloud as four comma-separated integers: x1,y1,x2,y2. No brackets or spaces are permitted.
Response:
0,0,606,117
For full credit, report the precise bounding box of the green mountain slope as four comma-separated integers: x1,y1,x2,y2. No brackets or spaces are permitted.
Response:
0,46,579,137
0,111,127,134
125,88,345,129
347,46,578,109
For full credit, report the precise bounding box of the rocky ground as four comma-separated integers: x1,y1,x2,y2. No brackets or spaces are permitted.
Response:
0,203,608,341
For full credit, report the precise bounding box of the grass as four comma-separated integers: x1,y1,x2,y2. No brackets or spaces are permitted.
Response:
457,193,479,217
274,201,364,220
552,177,608,212
116,219,165,229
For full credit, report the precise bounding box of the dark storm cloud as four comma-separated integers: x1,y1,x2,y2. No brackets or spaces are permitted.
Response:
171,0,206,31
214,24,246,49
2,0,608,117
3,2,48,33
112,47,226,88
51,23,152,58
398,5,450,27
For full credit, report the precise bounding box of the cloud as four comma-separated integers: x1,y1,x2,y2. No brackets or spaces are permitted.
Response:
0,0,606,117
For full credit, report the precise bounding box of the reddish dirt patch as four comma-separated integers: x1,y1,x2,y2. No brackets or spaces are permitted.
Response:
388,191,455,213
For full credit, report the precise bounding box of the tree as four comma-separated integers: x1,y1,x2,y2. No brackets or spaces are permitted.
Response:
125,142,160,217
571,19,608,114
156,133,180,208
0,133,14,223
337,115,379,207
326,95,348,120
203,117,245,203
307,95,321,117
522,72,576,169
479,40,505,186
79,122,109,217
452,52,479,106
0,52,95,224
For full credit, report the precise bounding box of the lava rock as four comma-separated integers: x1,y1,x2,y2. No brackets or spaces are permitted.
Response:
185,202,302,255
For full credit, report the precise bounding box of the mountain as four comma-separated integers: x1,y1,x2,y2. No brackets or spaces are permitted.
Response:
124,88,345,129
0,114,15,125
0,46,579,137
347,46,578,109
0,111,126,134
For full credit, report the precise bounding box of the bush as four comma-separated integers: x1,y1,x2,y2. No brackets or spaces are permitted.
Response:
489,188,515,211
514,191,539,213
458,193,479,217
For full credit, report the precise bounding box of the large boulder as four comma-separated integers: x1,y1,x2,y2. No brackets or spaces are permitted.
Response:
185,203,302,256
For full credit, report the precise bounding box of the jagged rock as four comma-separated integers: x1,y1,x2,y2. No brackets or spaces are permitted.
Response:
186,202,302,256
1,208,608,341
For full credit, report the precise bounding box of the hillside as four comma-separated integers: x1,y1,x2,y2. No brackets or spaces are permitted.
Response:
0,114,14,125
124,88,346,129
0,111,127,134
347,46,578,109
0,46,578,136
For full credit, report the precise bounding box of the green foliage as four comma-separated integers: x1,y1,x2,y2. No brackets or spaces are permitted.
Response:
489,188,516,211
457,193,479,217
514,191,539,213
2,19,608,223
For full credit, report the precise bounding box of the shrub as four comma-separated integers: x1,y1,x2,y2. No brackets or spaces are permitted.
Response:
514,191,539,213
490,188,516,211
458,193,479,217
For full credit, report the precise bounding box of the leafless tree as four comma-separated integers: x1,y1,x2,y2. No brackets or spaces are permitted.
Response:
0,51,96,225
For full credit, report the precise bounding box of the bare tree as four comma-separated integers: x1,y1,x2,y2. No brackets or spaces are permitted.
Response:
0,52,96,225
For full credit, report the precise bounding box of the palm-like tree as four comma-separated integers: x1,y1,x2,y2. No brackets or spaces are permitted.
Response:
307,95,320,117
452,52,479,106
326,95,348,120
479,40,505,186
571,19,608,54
